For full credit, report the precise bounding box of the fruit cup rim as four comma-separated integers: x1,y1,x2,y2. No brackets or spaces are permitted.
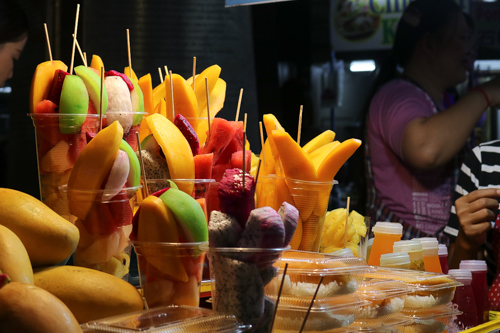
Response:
146,178,216,184
104,111,148,116
28,113,101,118
275,175,338,186
131,241,207,249
62,184,142,194
200,242,291,253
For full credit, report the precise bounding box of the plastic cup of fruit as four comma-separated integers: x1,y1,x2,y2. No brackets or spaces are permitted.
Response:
255,175,277,209
29,113,101,222
132,241,206,309
103,111,148,151
145,178,215,201
200,243,289,332
64,185,141,280
274,176,336,252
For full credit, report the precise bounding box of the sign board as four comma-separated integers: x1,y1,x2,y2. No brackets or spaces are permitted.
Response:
471,2,500,52
330,0,469,52
226,0,294,7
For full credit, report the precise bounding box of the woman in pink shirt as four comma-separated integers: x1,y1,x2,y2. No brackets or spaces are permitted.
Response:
366,0,500,241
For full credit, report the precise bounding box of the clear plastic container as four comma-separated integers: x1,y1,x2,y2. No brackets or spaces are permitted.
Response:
400,305,462,333
81,305,250,333
356,278,409,318
331,248,355,257
367,238,374,262
438,244,448,274
265,250,370,298
270,293,365,332
380,253,411,270
365,267,462,309
448,269,479,330
350,313,413,333
460,260,489,324
368,222,403,266
393,240,426,271
414,238,442,273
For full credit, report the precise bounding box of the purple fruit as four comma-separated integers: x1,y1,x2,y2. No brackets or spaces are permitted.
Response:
278,201,299,247
218,168,255,227
237,207,285,249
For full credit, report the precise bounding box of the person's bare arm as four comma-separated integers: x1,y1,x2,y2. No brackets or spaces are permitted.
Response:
402,77,500,170
448,188,500,269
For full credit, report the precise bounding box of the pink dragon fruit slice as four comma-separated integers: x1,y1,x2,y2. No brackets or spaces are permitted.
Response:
208,210,242,247
237,207,285,249
218,168,255,227
278,201,299,247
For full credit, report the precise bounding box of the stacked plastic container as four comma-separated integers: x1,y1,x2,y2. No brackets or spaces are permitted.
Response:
264,250,370,332
364,267,462,333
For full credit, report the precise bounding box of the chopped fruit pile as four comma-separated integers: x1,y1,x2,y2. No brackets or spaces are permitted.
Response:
67,121,141,278
131,182,208,308
320,208,367,256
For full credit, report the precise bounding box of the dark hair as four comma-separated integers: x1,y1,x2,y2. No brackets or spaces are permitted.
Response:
0,0,28,44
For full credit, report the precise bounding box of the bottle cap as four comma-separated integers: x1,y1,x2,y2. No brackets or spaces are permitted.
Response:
393,240,422,253
380,252,411,266
448,269,472,281
459,260,487,272
438,244,448,256
415,237,439,250
372,222,403,235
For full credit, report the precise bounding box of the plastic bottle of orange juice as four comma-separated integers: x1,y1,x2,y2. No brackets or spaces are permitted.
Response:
416,238,442,273
367,222,403,266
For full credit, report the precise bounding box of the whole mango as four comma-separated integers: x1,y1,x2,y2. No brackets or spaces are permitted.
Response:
0,188,79,267
0,224,33,284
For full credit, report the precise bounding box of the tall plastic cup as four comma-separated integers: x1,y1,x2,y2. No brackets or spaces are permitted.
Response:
367,222,403,266
460,260,489,324
380,252,411,269
449,269,479,330
393,240,426,271
416,238,442,273
104,111,147,152
438,244,449,274
30,113,101,221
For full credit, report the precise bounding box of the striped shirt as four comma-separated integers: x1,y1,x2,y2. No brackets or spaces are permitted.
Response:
444,139,500,282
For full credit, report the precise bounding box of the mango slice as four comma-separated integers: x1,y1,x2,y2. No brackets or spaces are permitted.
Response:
146,114,195,195
164,74,199,128
302,130,336,154
68,121,123,220
138,74,154,115
90,55,104,73
263,114,285,175
198,78,226,118
317,138,361,182
30,60,68,113
152,82,166,111
310,141,341,170
191,65,221,114
124,66,138,81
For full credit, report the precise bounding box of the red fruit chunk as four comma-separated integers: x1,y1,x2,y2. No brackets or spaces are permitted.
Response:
230,150,252,172
218,168,255,227
200,118,236,164
194,153,213,180
212,163,231,182
123,124,140,151
206,183,220,217
105,70,134,91
215,121,243,164
81,201,118,235
34,100,58,114
33,113,70,146
67,113,99,165
130,206,141,242
108,191,133,228
174,114,200,156
47,69,70,106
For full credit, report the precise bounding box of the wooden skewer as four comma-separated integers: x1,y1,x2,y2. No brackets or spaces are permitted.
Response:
69,4,80,75
192,57,196,93
158,67,163,83
344,197,350,248
164,66,169,80
169,70,175,120
299,276,324,333
244,113,248,132
126,29,132,78
259,121,266,168
269,263,288,333
205,77,211,140
83,52,87,66
43,23,53,61
235,88,243,121
254,159,262,190
136,132,150,198
99,67,104,131
297,105,303,146
242,131,246,193
72,34,87,67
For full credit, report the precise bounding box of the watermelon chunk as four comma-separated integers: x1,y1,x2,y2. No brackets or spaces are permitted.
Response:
230,150,252,171
200,118,236,164
47,69,70,106
34,99,58,114
123,124,140,151
194,153,214,180
215,121,243,165
212,163,231,182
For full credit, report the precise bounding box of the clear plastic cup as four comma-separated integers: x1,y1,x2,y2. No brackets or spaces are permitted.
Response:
415,238,442,273
201,243,288,332
144,178,215,201
133,241,206,309
438,244,449,274
460,260,489,324
255,175,277,210
393,240,426,271
367,222,403,266
30,113,101,221
380,252,411,270
65,185,141,279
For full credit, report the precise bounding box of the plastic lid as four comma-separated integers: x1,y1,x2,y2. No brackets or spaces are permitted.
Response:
270,293,365,312
448,269,472,281
331,248,355,257
80,305,249,333
415,238,439,250
380,253,411,266
393,240,422,253
459,260,487,272
438,244,448,256
351,314,413,332
357,278,409,300
401,304,462,320
372,222,403,235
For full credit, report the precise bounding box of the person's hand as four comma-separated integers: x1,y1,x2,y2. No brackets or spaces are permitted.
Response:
480,76,500,107
455,188,500,249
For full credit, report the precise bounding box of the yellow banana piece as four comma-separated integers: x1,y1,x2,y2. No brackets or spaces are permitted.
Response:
302,130,336,154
